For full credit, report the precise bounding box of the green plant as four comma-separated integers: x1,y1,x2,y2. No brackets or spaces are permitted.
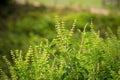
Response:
1,18,120,80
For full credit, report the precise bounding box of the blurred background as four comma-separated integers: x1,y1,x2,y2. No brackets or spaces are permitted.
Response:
0,0,120,69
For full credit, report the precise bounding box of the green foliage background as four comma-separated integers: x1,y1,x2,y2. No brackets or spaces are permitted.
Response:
0,0,120,79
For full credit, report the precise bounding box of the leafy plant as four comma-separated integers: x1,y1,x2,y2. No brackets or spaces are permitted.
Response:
1,18,120,80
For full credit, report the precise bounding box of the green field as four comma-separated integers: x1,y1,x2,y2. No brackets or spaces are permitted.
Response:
28,0,102,8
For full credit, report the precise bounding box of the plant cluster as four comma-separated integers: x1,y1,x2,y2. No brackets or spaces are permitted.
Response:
0,18,120,80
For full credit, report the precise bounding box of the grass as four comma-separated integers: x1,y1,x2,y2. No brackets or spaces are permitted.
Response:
1,18,120,80
28,0,102,8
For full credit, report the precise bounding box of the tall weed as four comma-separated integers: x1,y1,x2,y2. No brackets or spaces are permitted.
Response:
0,18,120,80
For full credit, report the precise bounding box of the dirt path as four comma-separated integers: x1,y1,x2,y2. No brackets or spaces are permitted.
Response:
89,8,109,15
16,1,120,16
